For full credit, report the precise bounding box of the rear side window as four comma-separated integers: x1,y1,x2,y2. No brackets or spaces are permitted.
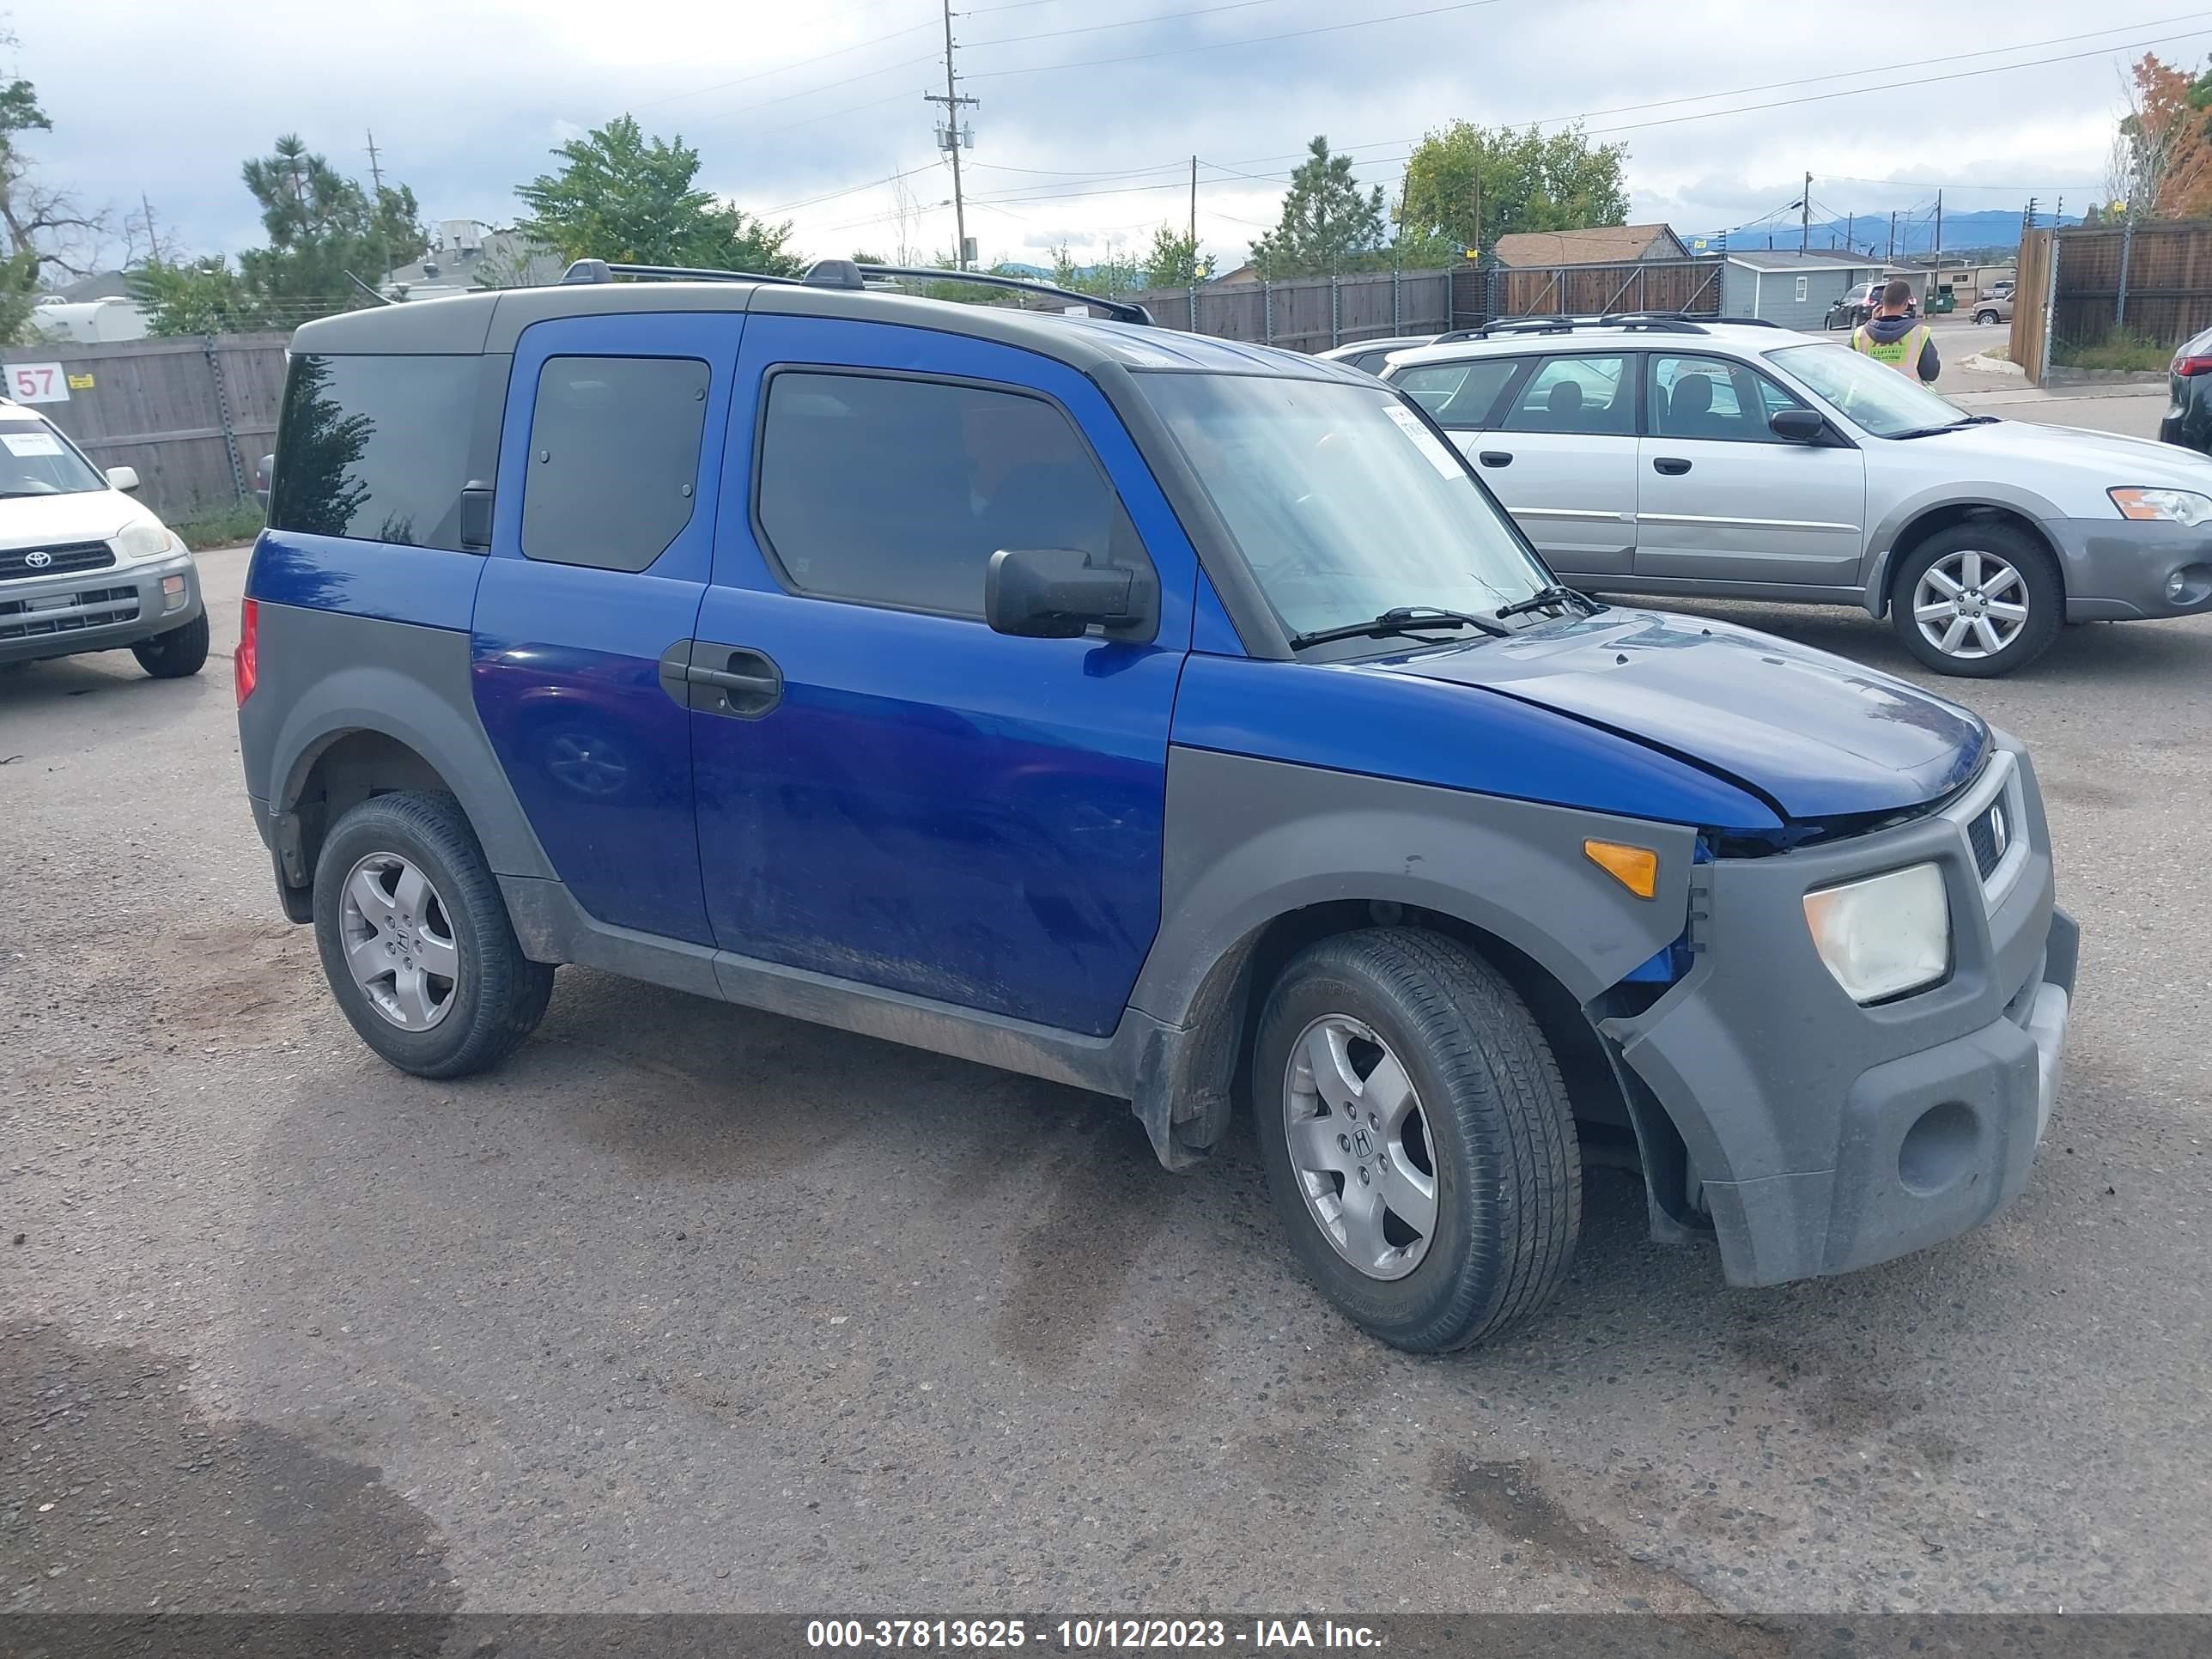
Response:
1500,355,1636,435
270,354,477,548
522,356,710,572
755,370,1131,617
1394,359,1519,428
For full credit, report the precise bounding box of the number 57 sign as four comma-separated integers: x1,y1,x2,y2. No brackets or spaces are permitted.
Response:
7,362,70,404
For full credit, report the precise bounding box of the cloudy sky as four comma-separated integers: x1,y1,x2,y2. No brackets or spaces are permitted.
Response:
22,0,2206,275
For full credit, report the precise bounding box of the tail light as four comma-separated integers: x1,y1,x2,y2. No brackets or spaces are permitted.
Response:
2173,354,2212,376
234,597,258,708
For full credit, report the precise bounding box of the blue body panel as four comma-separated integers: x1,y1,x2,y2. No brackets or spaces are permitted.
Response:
1190,568,1246,657
247,531,483,631
469,313,744,945
1384,609,1988,820
690,314,1197,1036
1170,652,1785,833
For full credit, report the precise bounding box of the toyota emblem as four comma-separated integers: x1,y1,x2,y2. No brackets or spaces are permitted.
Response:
22,550,51,568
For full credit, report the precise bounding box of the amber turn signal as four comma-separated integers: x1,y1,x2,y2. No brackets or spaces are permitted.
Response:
1583,839,1659,899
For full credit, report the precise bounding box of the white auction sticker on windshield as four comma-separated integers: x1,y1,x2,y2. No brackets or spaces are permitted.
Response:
1,431,64,458
1382,404,1464,478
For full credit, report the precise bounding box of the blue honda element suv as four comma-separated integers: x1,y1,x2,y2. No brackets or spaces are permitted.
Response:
236,261,2075,1352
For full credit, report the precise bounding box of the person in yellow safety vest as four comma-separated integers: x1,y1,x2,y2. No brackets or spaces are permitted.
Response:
1850,277,1940,381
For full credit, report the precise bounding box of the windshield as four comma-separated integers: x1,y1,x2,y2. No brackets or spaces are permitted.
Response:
1765,342,1966,438
1142,374,1547,641
0,420,107,496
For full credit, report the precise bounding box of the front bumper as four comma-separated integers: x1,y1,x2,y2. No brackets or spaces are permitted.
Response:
2045,514,2212,622
0,550,203,664
1606,735,2076,1287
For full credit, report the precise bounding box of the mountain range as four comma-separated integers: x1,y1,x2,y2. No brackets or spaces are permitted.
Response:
1686,208,2078,259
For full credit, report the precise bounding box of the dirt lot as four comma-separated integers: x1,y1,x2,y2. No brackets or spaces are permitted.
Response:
5,411,2211,1616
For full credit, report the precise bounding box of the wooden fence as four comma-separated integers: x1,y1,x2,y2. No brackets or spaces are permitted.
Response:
2,332,289,523
1492,257,1723,319
1119,266,1460,350
2011,220,2212,376
2010,228,2056,383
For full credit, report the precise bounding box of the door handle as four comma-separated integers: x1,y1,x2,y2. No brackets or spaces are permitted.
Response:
1478,450,1513,468
1652,457,1692,476
664,642,783,718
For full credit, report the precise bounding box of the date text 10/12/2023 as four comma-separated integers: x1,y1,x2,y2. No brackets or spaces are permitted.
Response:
805,1619,1384,1650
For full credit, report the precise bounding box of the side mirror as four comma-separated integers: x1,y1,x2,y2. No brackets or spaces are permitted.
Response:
459,482,495,552
986,547,1150,640
1769,408,1826,444
106,465,141,493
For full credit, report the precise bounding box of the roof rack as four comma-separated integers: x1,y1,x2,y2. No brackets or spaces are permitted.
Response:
1428,309,1790,345
558,258,1153,326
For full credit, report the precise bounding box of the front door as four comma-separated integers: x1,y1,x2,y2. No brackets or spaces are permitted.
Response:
1633,351,1868,589
471,313,744,944
1443,351,1641,580
688,315,1195,1037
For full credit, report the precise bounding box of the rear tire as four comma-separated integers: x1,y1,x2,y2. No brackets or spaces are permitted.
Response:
1890,523,2063,678
1252,928,1581,1353
131,611,209,678
313,790,553,1079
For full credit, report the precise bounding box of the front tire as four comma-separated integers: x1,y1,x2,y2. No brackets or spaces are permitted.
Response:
131,611,209,678
313,791,553,1079
1253,929,1581,1353
1976,309,2001,325
1890,523,2063,678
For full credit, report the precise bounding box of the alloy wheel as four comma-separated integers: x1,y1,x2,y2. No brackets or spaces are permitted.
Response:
338,853,460,1030
1282,1015,1440,1280
1912,548,2030,661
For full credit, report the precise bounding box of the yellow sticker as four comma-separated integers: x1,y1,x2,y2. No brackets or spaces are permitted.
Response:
66,373,95,390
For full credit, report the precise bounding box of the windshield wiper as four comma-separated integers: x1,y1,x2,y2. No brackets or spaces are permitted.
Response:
1889,414,2000,439
1290,605,1513,651
1496,584,1603,620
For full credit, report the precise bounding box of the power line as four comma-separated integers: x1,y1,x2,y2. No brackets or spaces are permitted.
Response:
969,0,1280,50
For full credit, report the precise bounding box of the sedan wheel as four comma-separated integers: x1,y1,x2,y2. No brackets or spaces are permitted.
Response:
1911,548,2030,662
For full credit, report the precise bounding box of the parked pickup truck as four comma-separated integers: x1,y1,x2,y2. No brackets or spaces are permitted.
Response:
237,263,2075,1352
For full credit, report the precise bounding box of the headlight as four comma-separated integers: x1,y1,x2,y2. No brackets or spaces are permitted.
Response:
2110,486,2212,525
112,521,181,562
1802,862,1951,1004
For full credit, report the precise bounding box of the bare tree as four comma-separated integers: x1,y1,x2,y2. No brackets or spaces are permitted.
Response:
0,44,114,287
890,169,922,268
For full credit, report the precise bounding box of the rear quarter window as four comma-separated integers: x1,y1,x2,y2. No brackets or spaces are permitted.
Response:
269,354,477,549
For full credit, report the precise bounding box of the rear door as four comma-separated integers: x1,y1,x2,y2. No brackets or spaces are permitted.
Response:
1407,352,1640,580
470,313,744,944
1634,350,1867,590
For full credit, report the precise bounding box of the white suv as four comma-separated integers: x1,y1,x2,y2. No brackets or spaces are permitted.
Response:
1383,316,2212,676
0,399,206,678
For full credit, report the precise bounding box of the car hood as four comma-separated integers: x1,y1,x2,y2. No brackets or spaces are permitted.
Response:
1925,418,2212,488
1369,608,1988,821
0,489,146,551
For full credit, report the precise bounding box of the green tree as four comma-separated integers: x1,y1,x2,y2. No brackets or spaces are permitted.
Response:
1247,137,1388,278
234,133,427,319
1139,223,1212,289
0,57,110,342
267,355,372,537
130,256,268,336
514,115,799,276
1396,120,1630,258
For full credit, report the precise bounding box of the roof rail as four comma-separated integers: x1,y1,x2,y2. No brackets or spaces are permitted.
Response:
1435,313,1707,343
558,256,1153,325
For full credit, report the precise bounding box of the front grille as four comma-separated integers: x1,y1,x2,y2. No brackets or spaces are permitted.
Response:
0,541,115,582
1966,801,2009,880
0,585,139,641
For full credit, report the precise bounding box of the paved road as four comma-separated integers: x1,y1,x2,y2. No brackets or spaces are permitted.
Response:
6,397,2210,1618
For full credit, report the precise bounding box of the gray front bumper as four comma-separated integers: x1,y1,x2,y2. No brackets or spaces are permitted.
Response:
1605,735,2075,1287
2047,515,2212,622
0,551,203,664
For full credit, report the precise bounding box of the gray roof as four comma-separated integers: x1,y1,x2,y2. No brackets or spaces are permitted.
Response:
1723,249,1878,272
384,228,564,296
53,270,135,301
292,276,1374,383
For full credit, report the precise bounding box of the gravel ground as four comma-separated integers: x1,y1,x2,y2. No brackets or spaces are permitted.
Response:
4,416,2210,1619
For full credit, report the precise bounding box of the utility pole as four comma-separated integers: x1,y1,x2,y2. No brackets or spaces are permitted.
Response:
1799,172,1811,253
2054,194,2063,227
1933,189,1943,262
925,0,978,270
1888,210,1897,261
364,131,390,287
1189,155,1197,255
1845,211,1854,252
